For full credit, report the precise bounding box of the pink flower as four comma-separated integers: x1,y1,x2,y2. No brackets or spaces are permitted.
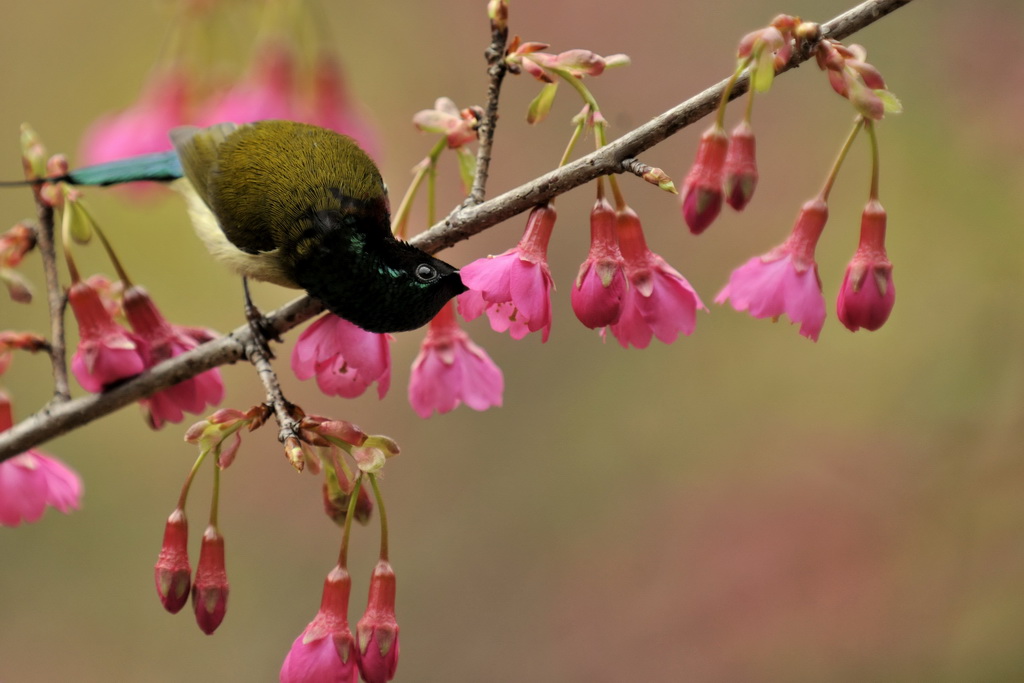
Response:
715,198,829,341
123,285,224,429
68,280,148,393
837,199,894,331
80,67,189,165
292,314,392,399
356,560,400,683
681,125,729,234
571,196,626,328
200,40,300,125
408,302,503,418
458,203,556,341
192,524,229,635
412,97,480,149
154,507,191,614
608,206,705,349
281,565,360,683
0,392,83,527
723,120,758,211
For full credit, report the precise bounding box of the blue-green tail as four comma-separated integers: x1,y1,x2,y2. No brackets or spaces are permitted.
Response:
64,151,183,186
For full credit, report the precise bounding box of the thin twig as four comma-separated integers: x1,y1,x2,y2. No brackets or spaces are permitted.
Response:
29,199,70,403
0,0,914,462
466,9,509,206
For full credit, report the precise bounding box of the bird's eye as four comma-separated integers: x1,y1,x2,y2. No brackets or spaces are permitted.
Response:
414,264,439,283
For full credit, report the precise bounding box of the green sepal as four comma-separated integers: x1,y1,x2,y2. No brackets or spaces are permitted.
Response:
527,82,559,124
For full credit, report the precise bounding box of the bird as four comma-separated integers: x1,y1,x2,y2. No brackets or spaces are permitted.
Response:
36,120,467,334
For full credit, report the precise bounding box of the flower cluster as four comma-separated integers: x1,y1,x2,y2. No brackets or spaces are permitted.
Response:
81,0,377,173
684,18,899,339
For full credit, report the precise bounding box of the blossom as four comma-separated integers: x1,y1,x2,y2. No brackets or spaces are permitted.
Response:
408,302,503,418
154,507,191,614
68,279,148,393
200,40,300,125
0,392,83,527
292,314,392,399
80,67,189,165
192,524,229,635
681,125,729,234
412,97,481,149
356,560,400,683
458,203,556,341
571,196,626,328
608,206,705,349
122,285,224,429
715,198,828,341
837,199,894,331
723,120,758,211
281,565,360,683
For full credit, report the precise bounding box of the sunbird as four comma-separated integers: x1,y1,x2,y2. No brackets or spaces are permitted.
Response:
27,120,467,333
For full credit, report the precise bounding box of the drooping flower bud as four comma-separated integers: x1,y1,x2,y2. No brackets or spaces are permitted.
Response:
571,197,626,328
280,565,359,683
68,280,148,393
154,507,191,614
191,525,228,634
723,121,758,211
681,125,729,234
837,199,894,331
356,560,400,683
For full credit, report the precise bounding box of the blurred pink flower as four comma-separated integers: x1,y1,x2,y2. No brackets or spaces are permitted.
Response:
837,199,894,332
122,285,223,429
408,302,503,418
572,196,626,329
292,314,392,400
608,206,705,349
200,41,300,125
80,67,189,165
715,198,829,341
68,280,148,393
281,566,359,683
356,560,400,683
458,203,556,341
0,392,83,527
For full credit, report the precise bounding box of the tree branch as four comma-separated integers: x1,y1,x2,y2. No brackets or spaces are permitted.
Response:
0,0,914,462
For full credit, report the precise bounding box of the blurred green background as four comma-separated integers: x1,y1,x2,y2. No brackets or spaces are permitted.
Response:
3,1,1023,681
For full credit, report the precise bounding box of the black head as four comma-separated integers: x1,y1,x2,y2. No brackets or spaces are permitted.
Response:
293,231,467,334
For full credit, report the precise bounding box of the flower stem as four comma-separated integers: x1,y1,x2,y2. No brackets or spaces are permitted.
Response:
819,117,864,202
715,58,749,129
391,138,446,239
865,119,880,201
337,473,362,570
209,447,220,529
176,448,208,511
91,223,132,287
368,473,389,562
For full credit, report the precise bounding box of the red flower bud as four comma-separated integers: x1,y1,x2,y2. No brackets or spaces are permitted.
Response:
723,121,758,211
357,560,400,683
681,125,729,234
154,507,191,614
837,200,894,331
191,525,229,634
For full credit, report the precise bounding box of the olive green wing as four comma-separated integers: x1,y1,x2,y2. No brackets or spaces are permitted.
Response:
169,123,278,255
